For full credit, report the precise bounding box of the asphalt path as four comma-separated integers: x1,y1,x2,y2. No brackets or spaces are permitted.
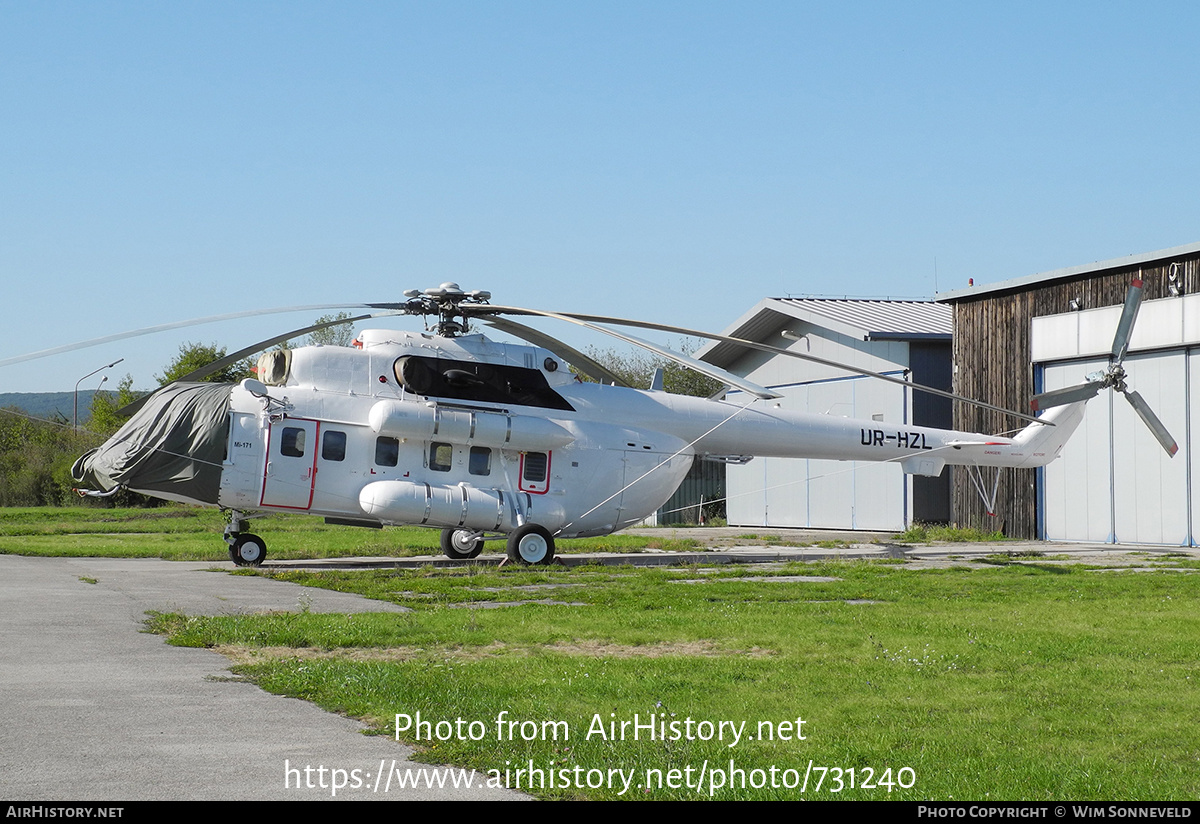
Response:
0,556,526,801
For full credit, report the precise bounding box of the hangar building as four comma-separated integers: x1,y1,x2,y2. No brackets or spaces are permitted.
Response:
939,241,1200,544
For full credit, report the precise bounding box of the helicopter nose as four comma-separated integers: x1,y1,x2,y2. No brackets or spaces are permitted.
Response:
70,448,103,488
70,382,233,504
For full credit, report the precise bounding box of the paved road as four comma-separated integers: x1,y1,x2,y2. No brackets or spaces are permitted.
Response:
0,556,525,801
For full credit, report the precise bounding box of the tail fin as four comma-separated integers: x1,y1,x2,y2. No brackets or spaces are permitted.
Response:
1011,401,1087,467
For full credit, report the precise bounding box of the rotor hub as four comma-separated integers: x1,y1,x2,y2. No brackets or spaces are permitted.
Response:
401,284,492,337
1109,365,1127,393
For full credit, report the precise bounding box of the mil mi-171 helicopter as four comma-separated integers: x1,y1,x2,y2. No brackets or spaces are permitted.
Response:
59,280,1173,566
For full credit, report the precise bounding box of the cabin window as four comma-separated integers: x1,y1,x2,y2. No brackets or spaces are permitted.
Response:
469,446,491,476
322,430,346,462
522,451,548,483
429,442,453,472
280,427,306,458
375,436,399,467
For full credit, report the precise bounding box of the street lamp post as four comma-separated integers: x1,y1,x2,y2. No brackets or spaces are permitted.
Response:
74,359,124,431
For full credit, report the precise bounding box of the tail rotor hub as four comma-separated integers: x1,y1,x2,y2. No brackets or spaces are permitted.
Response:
1029,278,1178,456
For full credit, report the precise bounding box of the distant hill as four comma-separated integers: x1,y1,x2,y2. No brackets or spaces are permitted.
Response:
0,391,102,423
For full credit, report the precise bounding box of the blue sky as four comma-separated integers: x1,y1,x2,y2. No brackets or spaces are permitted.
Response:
4,1,1199,393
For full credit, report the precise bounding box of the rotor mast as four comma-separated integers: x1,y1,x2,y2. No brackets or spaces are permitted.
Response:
401,283,492,337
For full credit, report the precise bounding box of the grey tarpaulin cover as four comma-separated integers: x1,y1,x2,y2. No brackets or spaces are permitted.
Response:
72,382,233,503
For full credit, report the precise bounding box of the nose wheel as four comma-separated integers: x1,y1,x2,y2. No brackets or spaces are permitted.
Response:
223,511,267,567
505,524,555,565
440,528,485,560
229,533,267,566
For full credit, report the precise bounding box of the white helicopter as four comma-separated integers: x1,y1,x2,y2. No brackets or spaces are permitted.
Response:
59,280,1173,567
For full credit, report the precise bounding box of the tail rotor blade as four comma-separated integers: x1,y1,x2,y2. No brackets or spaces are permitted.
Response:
1110,278,1144,365
1031,381,1104,411
1123,389,1179,456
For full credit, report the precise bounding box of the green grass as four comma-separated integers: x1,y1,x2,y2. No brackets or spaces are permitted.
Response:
0,506,699,560
893,523,1009,543
979,551,1047,565
734,534,810,547
11,506,1199,799
731,536,850,549
149,558,1200,800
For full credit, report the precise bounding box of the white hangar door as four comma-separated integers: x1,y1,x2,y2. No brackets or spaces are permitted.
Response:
1041,351,1189,545
1041,356,1114,542
1114,351,1187,545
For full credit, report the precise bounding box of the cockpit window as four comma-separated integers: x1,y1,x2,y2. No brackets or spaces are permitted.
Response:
393,355,574,411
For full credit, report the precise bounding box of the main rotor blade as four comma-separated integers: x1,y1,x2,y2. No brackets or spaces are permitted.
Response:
1030,381,1105,412
1122,389,1179,456
190,312,387,381
613,330,779,399
118,311,399,415
481,317,630,387
471,305,779,400
471,304,1047,425
0,303,396,369
1110,278,1144,366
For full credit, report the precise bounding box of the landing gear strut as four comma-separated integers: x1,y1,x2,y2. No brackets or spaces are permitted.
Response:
224,511,267,567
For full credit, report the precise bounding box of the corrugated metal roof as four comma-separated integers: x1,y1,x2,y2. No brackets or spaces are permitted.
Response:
774,298,952,338
698,298,951,368
937,240,1200,302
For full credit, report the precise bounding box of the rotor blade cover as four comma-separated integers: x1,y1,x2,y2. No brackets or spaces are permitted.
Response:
72,382,233,502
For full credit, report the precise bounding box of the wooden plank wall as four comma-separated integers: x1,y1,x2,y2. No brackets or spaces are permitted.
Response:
949,254,1200,537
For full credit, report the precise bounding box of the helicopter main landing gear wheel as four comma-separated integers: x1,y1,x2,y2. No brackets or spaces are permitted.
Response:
229,533,267,567
505,524,555,565
440,528,485,560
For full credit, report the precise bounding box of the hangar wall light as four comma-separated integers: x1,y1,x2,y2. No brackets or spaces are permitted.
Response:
1168,262,1183,297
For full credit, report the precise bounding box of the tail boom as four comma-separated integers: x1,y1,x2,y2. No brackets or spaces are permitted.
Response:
649,395,1088,475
